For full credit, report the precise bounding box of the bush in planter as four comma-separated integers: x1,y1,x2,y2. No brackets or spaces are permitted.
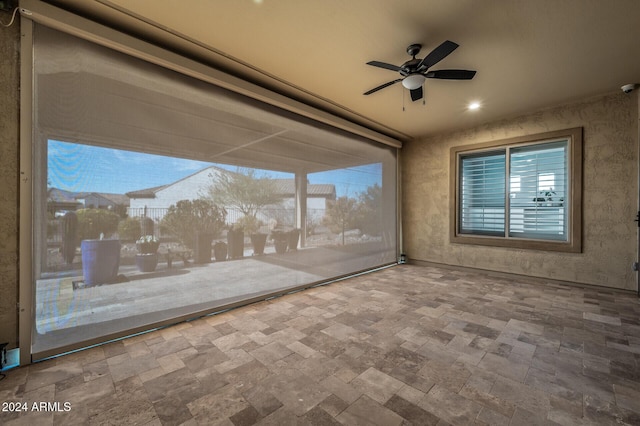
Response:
236,215,261,235
135,235,160,272
136,235,160,254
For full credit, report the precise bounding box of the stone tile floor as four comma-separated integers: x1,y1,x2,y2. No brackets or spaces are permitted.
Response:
2,264,640,425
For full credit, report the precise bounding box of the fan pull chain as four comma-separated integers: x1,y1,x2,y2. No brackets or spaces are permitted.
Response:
402,88,405,112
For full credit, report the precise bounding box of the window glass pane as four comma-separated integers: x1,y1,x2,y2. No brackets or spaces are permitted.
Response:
509,141,567,240
33,24,397,358
459,151,506,235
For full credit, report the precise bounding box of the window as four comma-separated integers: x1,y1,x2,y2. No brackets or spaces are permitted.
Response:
450,128,582,252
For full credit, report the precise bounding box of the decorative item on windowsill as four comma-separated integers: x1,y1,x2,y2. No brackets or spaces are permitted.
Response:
534,188,558,207
135,235,160,272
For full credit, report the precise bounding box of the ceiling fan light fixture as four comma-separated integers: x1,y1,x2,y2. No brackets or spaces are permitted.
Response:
468,101,481,110
402,74,425,90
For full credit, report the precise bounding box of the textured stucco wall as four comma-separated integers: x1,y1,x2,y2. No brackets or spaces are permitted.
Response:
403,92,639,291
0,18,20,347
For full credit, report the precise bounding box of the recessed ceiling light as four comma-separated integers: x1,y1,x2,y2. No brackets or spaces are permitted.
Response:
468,101,481,110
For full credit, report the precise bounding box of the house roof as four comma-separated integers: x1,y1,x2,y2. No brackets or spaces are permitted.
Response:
48,188,130,206
126,168,336,199
92,193,131,206
272,179,336,198
125,165,229,199
125,185,169,199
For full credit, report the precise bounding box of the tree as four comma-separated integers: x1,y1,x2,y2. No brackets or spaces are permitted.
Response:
207,168,283,228
354,183,382,236
323,196,358,245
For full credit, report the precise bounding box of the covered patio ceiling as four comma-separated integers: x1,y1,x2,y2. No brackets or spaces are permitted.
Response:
36,25,392,175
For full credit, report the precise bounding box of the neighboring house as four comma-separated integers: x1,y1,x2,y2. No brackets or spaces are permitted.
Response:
47,188,130,216
77,192,130,211
47,188,82,216
126,166,336,224
126,166,227,215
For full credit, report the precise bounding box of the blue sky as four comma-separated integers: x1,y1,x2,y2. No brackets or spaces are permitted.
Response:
48,140,381,197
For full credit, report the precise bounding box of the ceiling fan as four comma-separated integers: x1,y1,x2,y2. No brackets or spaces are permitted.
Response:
364,40,476,102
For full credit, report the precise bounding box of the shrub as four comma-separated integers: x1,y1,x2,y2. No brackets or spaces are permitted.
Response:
118,217,142,242
140,217,155,235
236,215,262,234
76,208,120,240
160,199,226,249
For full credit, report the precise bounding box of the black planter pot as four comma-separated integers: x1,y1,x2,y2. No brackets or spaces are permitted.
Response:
135,253,158,272
288,228,301,251
250,233,267,256
214,242,228,261
227,229,245,259
194,233,213,264
274,239,288,254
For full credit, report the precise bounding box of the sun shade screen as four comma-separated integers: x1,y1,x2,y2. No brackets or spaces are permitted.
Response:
32,24,398,358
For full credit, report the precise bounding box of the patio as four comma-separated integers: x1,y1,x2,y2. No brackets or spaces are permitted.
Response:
33,242,393,355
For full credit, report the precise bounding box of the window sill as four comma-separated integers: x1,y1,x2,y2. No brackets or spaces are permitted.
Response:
451,233,581,253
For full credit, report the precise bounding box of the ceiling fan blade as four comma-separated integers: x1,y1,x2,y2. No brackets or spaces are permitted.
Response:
426,69,477,80
366,61,403,72
417,40,459,70
364,79,402,95
410,86,423,102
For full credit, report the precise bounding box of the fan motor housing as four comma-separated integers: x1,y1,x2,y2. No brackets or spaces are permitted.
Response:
400,58,423,75
406,43,422,57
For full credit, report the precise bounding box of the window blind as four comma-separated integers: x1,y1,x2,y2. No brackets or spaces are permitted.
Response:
460,151,506,235
509,142,567,240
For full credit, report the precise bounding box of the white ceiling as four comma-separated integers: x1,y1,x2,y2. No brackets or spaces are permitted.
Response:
44,0,640,142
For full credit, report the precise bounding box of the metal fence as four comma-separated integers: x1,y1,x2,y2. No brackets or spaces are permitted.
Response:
47,206,327,244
